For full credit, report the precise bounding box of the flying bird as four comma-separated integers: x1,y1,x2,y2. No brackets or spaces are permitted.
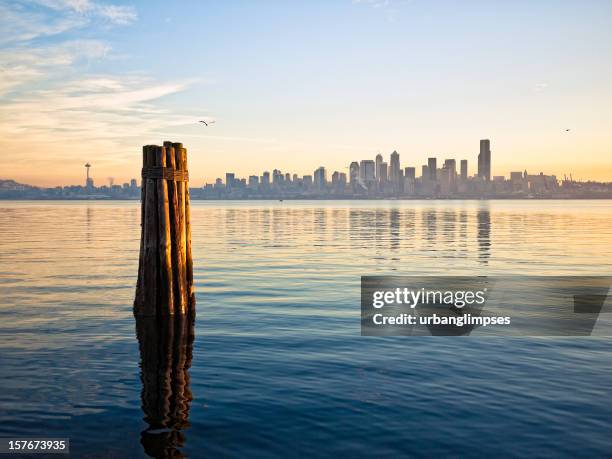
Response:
565,128,571,132
199,120,216,126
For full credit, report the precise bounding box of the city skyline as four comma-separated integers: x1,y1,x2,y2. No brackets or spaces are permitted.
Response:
1,1,612,187
3,138,611,199
3,138,605,188
191,138,600,199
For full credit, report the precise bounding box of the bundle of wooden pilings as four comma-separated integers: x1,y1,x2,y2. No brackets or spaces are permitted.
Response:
134,141,195,317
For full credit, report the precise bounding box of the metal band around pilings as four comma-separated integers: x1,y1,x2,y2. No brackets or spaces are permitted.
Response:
141,167,189,182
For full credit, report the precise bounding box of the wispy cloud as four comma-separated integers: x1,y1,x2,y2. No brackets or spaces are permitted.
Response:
0,40,111,96
32,0,138,25
0,0,200,183
0,74,196,156
0,1,137,45
0,3,84,44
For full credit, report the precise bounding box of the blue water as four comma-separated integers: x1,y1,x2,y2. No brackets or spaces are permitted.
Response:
0,200,611,457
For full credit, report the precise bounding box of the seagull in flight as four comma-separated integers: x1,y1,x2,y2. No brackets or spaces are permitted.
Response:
565,128,571,132
199,120,215,126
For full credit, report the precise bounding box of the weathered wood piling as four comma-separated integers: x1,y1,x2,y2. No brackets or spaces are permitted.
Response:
135,141,195,317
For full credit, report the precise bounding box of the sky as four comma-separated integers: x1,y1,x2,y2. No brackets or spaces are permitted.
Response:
1,0,612,187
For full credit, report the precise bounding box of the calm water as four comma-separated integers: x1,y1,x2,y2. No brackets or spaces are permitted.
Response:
1,200,612,458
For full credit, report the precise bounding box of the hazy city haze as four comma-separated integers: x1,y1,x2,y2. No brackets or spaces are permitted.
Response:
1,0,612,186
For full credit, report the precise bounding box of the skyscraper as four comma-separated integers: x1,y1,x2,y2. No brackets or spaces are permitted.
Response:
332,171,347,190
379,162,388,183
226,172,235,190
272,169,282,186
375,153,383,182
349,162,360,185
443,159,457,190
403,167,416,195
422,165,429,180
404,167,416,181
428,157,437,181
248,175,259,189
389,151,400,185
460,160,468,180
478,139,491,181
303,175,313,188
359,160,375,183
314,167,327,189
443,159,456,176
261,171,270,187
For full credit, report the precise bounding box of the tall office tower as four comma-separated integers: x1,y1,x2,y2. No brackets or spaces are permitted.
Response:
273,169,283,186
422,165,429,180
443,159,457,190
427,157,437,181
359,160,376,183
248,175,259,189
261,171,270,186
349,161,360,185
303,175,313,188
389,151,400,184
285,173,291,183
331,171,347,190
130,178,138,189
460,160,468,180
405,167,416,181
293,174,298,182
438,167,452,194
478,139,491,181
226,172,235,190
379,162,388,183
443,159,456,176
314,167,327,189
375,153,383,182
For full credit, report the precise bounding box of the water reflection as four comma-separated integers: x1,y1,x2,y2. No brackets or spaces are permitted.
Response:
423,208,437,243
477,207,491,265
389,208,400,252
86,205,92,247
2,201,612,457
136,314,195,458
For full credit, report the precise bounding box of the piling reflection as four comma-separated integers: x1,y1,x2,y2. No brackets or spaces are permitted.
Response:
136,314,195,458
